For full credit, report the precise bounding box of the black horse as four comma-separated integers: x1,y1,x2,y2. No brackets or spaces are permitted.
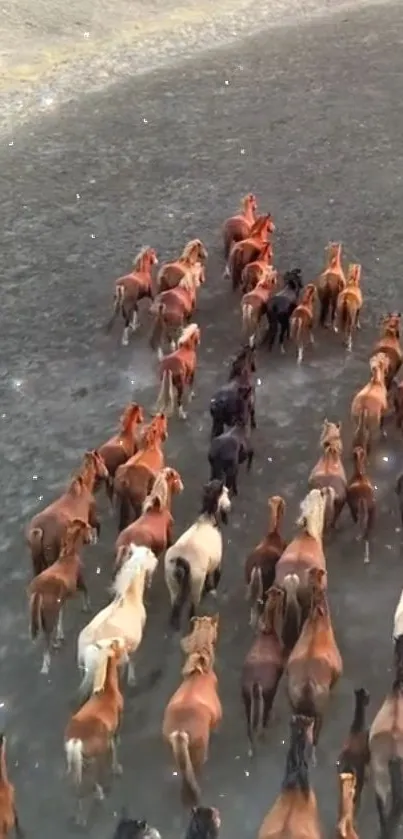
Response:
113,817,161,839
209,343,257,438
265,268,303,352
208,402,254,495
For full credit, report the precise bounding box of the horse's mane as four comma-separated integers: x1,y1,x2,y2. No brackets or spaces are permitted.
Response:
59,519,87,555
249,214,270,236
112,548,148,599
296,489,325,539
178,323,199,347
282,717,311,796
181,617,218,656
142,469,169,513
182,646,215,677
346,264,361,285
181,239,201,261
319,421,343,457
133,246,152,269
131,425,158,461
120,404,140,435
178,272,197,292
67,452,95,493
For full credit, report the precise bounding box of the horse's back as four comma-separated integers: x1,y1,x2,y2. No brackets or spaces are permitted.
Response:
167,522,222,568
276,539,325,584
309,471,346,501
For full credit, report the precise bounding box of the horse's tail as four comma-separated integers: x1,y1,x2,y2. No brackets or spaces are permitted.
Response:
282,573,302,649
169,557,191,629
149,302,166,350
169,730,200,807
29,589,61,639
242,303,255,335
106,284,125,332
246,565,263,628
357,496,369,541
154,369,175,417
243,683,264,755
77,643,103,703
65,738,84,786
318,285,332,327
230,247,244,290
29,527,46,575
29,592,43,639
290,314,303,345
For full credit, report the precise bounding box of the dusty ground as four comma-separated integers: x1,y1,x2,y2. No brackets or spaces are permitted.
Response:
1,0,403,836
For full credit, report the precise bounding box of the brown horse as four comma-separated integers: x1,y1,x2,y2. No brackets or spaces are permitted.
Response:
241,587,286,756
241,271,278,342
286,568,343,759
289,283,317,364
240,243,274,293
107,247,158,345
245,496,287,628
227,215,275,291
113,413,168,530
317,242,346,329
0,735,22,839
162,616,222,808
370,312,402,389
335,263,363,351
346,447,375,564
308,420,347,529
154,323,201,420
156,239,208,292
150,272,202,353
114,467,184,569
337,688,370,814
336,774,360,839
26,450,109,575
351,353,389,446
222,193,258,258
97,403,144,486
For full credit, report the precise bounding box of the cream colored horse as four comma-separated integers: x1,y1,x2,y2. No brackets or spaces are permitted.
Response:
77,544,158,687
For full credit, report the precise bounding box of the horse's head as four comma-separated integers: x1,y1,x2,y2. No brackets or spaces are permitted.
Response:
302,283,317,305
189,614,219,647
352,445,367,474
326,241,342,267
320,418,342,450
241,192,258,215
120,403,145,434
380,312,401,339
186,807,221,839
283,268,303,292
163,467,184,496
268,495,285,525
259,585,284,633
82,450,110,483
151,412,168,442
346,263,361,286
183,239,208,264
307,566,327,595
230,344,256,377
62,518,93,552
113,818,161,839
201,480,231,525
133,246,158,271
370,351,389,381
178,323,201,350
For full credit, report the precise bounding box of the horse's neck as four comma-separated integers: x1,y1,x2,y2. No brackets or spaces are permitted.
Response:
243,204,255,223
267,511,280,536
79,466,96,494
57,550,78,568
124,574,146,604
103,658,121,698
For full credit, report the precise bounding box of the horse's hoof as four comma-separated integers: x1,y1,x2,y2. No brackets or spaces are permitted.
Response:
113,763,123,776
121,332,129,347
178,410,187,420
94,785,105,801
333,326,338,333
209,589,217,598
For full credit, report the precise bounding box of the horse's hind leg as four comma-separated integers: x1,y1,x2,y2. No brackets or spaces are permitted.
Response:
110,736,123,776
278,317,289,354
176,382,187,420
226,465,239,496
376,794,388,837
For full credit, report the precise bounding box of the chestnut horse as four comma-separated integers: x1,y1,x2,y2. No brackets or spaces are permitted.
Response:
240,243,274,293
113,413,168,529
335,263,363,351
275,487,332,650
0,735,22,839
286,568,343,758
317,242,346,329
162,616,221,807
150,272,202,353
370,312,402,390
154,324,201,420
227,214,275,291
107,247,158,345
289,283,317,364
26,449,109,575
241,272,278,341
308,420,347,529
114,467,184,569
97,402,144,486
257,715,323,839
156,239,208,292
351,353,389,446
245,496,287,628
222,193,258,258
346,447,375,564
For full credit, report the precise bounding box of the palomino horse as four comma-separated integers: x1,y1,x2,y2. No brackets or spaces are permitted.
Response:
335,263,363,351
336,774,360,839
29,518,93,674
114,467,184,569
275,487,332,650
289,283,317,363
150,272,202,353
113,413,168,529
370,312,402,390
369,626,403,838
222,193,258,258
241,271,278,342
241,586,286,756
165,480,231,629
162,615,222,807
65,640,124,824
26,449,109,575
208,400,254,495
107,247,158,345
257,715,323,839
227,214,276,291
308,420,347,529
240,243,274,293
0,735,22,839
77,545,158,687
346,447,375,564
265,269,304,353
351,353,389,447
317,242,346,329
210,343,257,438
286,568,342,757
337,688,370,814
245,496,287,628
154,324,201,420
97,403,144,485
156,239,208,292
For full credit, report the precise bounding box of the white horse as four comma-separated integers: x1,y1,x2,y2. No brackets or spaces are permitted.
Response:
393,587,403,640
164,480,231,630
77,544,158,687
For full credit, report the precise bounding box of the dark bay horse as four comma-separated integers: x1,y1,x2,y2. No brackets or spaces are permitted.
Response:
209,343,257,438
265,269,303,353
208,402,254,495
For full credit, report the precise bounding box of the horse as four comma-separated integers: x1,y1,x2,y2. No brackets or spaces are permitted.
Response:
97,403,145,488
162,615,222,807
113,413,168,530
165,480,231,629
114,467,184,569
336,774,360,839
210,343,257,438
308,420,347,530
112,817,161,839
241,586,286,756
351,353,389,446
370,313,402,390
208,401,254,495
289,283,317,364
346,447,375,564
227,215,275,291
317,242,347,329
77,545,158,687
154,324,201,420
26,449,109,575
265,269,304,353
185,806,221,839
107,247,158,345
222,193,258,258
286,568,343,759
156,240,208,292
275,487,332,651
240,243,275,293
337,688,370,814
28,518,93,674
335,263,363,351
369,629,403,838
241,272,278,342
149,272,202,353
245,496,287,628
257,715,323,839
0,735,22,839
65,640,124,824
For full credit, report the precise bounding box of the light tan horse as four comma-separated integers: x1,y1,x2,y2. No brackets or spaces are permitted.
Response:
241,270,278,341
289,283,317,364
336,773,360,839
308,420,347,529
351,353,389,446
335,264,363,351
156,240,208,292
317,242,346,329
77,544,158,687
222,194,258,258
162,616,222,807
